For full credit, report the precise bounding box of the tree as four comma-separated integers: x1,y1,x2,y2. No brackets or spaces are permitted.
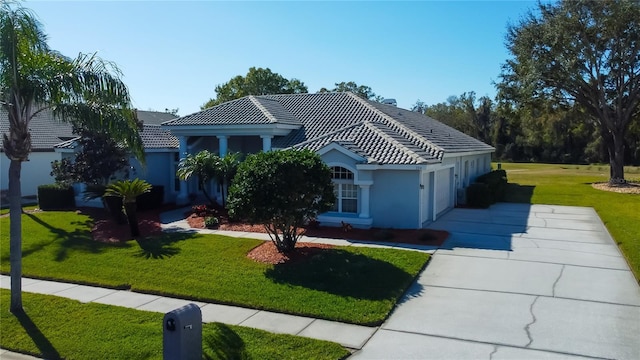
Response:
176,150,219,205
202,67,308,109
104,179,151,237
319,81,383,101
1,3,143,313
227,149,335,254
50,127,131,186
499,0,640,183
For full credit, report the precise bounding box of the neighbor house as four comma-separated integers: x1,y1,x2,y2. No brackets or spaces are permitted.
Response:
0,109,179,201
161,92,494,228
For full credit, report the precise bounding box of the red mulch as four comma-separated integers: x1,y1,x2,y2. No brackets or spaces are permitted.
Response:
84,205,172,243
186,207,449,247
247,242,335,265
86,204,449,265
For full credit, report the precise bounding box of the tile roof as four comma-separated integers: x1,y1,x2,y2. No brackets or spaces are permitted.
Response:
161,92,494,165
162,96,301,126
140,125,178,149
136,110,178,125
1,108,178,152
54,125,178,150
0,108,75,151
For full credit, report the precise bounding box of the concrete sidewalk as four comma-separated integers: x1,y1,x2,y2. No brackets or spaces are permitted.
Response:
353,203,640,360
0,274,376,350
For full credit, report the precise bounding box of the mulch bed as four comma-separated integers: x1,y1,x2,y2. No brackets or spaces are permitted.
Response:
592,182,640,194
83,205,173,243
80,204,448,265
247,242,336,265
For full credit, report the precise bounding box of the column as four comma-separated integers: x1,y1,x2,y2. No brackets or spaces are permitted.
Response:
176,136,189,205
260,135,272,152
359,185,370,218
217,136,228,157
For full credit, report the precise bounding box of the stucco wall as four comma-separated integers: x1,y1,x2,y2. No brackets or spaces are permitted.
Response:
370,169,420,229
130,151,178,203
0,151,62,197
444,153,493,191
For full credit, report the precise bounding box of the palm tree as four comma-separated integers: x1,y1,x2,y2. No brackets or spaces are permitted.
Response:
104,179,152,237
1,3,143,313
216,152,241,207
176,150,220,206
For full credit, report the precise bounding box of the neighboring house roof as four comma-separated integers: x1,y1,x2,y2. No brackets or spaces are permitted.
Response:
0,108,178,152
163,92,494,165
136,110,179,125
0,108,75,152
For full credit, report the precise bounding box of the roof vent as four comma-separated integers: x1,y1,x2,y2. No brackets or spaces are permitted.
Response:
381,98,397,107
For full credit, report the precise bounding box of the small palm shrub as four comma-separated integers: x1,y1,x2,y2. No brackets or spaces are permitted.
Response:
105,179,152,237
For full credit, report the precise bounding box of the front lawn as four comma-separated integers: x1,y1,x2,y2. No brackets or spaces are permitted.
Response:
0,290,349,360
499,162,640,282
0,211,429,325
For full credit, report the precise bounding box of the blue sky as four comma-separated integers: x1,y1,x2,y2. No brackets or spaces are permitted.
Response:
27,0,537,116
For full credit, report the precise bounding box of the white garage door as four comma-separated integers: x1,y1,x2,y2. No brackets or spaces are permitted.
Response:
435,168,453,215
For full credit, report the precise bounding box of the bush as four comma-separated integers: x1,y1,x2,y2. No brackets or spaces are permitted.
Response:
466,183,492,208
476,169,508,202
204,216,219,228
136,185,164,211
37,184,75,210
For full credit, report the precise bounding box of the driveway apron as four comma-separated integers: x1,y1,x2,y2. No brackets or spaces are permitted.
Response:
353,203,640,360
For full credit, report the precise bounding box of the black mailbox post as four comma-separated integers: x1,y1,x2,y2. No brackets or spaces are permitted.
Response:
163,303,202,360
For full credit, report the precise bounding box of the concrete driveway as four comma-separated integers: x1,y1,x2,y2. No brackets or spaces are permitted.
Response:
353,203,640,359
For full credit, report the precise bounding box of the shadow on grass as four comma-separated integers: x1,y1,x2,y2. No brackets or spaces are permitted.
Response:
134,233,196,260
14,309,61,359
19,212,132,262
203,323,248,360
265,249,413,300
503,183,535,203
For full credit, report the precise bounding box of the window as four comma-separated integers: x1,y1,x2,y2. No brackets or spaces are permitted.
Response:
331,166,358,213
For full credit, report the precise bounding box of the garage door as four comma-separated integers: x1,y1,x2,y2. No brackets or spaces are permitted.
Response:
435,168,453,215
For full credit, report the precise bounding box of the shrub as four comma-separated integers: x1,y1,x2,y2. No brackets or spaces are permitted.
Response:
136,185,164,211
204,216,219,228
227,149,335,254
476,169,508,202
466,182,492,208
37,184,75,210
192,204,209,217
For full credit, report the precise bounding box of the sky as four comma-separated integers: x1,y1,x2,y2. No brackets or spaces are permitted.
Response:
25,0,538,116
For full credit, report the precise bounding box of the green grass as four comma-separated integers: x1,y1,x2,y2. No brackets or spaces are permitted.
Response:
498,162,640,282
0,205,38,216
0,290,349,360
0,211,429,325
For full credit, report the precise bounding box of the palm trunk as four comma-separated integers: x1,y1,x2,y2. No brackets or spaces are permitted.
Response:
123,202,140,237
200,180,215,207
9,159,23,313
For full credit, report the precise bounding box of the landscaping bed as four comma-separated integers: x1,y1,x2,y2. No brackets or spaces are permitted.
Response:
1,210,430,325
185,205,449,247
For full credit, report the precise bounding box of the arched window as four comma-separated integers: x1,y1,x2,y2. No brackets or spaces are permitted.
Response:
331,166,357,213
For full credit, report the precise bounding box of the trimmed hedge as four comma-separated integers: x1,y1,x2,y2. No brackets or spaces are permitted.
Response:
476,169,508,202
38,184,75,210
136,185,164,211
466,183,492,208
465,170,508,208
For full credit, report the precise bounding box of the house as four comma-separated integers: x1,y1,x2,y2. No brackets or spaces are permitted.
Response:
0,109,179,201
161,92,494,229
